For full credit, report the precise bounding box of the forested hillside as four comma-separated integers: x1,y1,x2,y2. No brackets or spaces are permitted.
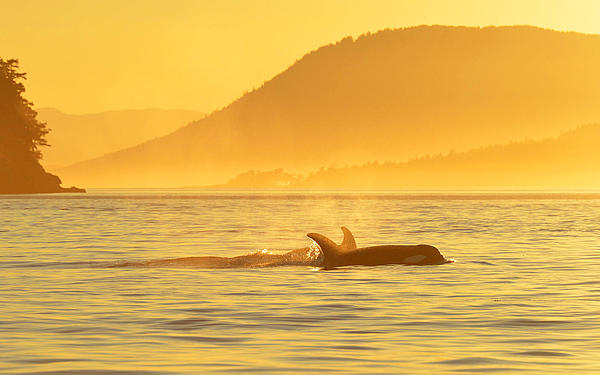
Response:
212,124,600,189
59,26,600,187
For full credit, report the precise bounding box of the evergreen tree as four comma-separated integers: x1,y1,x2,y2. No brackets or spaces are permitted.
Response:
1,57,83,193
0,58,50,162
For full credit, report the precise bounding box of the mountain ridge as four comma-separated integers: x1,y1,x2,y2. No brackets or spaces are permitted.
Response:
38,108,204,170
58,25,600,187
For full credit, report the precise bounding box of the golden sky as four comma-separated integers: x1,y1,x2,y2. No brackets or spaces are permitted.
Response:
1,0,598,114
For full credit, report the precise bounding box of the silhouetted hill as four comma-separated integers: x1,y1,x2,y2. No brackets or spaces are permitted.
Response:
0,160,84,194
212,124,600,189
37,108,203,170
59,26,600,187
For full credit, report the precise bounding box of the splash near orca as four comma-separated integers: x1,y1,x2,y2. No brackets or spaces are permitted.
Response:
111,227,357,269
308,228,449,269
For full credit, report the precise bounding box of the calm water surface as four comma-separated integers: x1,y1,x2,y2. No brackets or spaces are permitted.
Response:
1,190,599,374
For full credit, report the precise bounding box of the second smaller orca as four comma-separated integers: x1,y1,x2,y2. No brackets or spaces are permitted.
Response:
308,228,448,269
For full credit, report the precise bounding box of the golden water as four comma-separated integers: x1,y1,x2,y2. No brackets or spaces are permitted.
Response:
1,190,599,374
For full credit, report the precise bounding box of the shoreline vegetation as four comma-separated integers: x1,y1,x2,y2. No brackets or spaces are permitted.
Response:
197,124,600,190
0,58,85,194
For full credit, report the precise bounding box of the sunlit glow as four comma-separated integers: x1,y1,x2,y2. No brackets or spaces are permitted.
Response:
3,1,600,190
2,0,600,114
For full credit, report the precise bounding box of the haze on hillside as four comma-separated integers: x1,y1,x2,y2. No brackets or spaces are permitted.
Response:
57,26,600,188
210,125,600,189
37,108,204,170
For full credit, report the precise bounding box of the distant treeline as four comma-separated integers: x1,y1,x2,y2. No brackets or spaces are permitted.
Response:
210,124,600,189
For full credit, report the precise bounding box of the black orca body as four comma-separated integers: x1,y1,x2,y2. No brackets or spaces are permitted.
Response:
308,228,448,269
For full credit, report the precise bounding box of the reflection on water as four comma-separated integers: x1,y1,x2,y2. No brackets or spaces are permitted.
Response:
1,189,599,374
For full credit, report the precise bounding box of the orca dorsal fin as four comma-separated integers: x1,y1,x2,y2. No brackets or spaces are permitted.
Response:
340,226,357,250
307,232,341,263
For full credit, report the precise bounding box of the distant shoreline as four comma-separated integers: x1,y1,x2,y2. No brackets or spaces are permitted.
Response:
5,188,600,201
0,186,86,195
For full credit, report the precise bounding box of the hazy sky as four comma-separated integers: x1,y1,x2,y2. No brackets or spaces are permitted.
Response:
1,0,598,114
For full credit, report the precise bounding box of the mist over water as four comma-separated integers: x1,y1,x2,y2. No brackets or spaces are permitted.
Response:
1,190,599,374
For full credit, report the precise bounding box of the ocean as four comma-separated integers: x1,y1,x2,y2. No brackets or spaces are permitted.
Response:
1,189,599,374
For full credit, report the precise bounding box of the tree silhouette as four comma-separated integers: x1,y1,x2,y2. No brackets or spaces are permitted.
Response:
1,57,83,194
0,58,50,161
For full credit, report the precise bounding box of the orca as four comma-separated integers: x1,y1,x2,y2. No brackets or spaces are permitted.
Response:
337,226,358,250
113,227,358,269
308,227,448,269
